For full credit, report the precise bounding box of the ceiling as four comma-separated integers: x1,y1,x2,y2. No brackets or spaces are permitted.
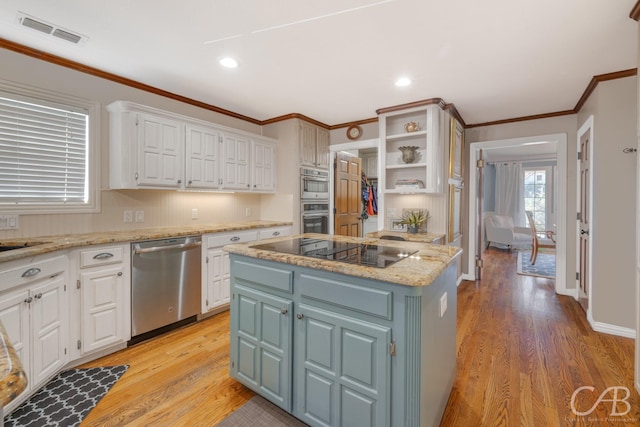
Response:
0,0,637,126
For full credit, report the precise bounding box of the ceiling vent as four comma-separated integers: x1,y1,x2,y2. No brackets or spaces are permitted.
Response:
16,12,87,44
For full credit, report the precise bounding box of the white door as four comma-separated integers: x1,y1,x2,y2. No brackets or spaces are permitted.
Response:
81,265,125,353
253,140,275,191
205,248,230,311
222,134,250,190
30,275,67,385
137,113,183,188
577,118,593,313
186,125,220,189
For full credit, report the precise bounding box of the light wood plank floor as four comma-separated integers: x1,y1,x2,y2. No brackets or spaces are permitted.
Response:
79,249,638,426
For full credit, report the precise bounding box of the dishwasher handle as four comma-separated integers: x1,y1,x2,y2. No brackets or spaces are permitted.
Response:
133,240,201,254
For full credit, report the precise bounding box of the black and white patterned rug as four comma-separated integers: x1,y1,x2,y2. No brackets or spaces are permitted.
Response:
517,250,556,279
5,365,128,427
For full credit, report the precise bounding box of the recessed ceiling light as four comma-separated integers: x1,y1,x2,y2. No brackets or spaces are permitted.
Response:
220,57,238,68
395,77,411,87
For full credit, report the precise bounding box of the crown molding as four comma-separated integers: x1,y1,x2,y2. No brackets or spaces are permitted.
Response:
1,38,635,132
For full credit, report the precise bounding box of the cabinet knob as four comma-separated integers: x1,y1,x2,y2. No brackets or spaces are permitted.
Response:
24,296,33,304
177,179,182,184
34,293,43,300
296,313,304,320
188,180,192,185
246,184,250,188
117,272,123,277
281,308,288,315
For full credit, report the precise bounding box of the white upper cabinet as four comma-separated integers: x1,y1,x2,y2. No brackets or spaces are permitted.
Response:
108,101,277,192
186,124,220,189
300,122,330,170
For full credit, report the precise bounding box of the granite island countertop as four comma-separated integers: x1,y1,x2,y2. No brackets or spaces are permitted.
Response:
0,220,292,264
366,230,445,243
224,233,462,287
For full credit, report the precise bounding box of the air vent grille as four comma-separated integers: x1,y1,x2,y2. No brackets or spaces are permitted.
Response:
17,12,86,45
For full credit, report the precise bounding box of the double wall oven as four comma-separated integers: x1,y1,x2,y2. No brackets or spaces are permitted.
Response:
301,167,329,234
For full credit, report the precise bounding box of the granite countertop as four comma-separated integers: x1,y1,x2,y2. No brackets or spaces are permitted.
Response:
366,230,445,243
224,233,462,287
0,322,27,407
0,220,292,264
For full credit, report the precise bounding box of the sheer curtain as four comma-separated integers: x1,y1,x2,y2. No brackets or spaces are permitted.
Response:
494,162,525,226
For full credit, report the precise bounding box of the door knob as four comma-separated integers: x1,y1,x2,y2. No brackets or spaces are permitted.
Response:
581,229,589,236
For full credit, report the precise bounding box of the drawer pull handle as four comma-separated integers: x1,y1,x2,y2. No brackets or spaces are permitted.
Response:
296,313,304,320
272,231,280,236
281,308,288,315
21,267,41,278
230,236,240,242
93,252,114,260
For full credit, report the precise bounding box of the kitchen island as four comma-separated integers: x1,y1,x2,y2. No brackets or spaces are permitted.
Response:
225,233,461,427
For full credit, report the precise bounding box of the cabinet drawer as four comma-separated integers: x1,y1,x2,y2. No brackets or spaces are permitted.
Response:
299,273,393,320
80,246,124,268
232,259,293,293
0,254,67,293
258,227,291,240
207,231,258,248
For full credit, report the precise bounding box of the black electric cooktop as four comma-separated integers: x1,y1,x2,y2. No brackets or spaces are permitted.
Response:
251,238,417,268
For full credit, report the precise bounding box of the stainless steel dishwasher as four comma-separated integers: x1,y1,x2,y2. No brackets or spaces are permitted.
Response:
131,236,201,340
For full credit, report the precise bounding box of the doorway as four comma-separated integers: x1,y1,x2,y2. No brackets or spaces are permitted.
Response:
467,133,568,294
329,139,380,235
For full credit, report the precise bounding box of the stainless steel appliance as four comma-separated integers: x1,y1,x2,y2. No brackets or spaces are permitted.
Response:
131,236,201,340
251,237,417,268
301,167,329,199
301,200,329,234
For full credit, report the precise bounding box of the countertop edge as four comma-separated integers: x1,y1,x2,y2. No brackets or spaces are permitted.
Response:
0,220,293,264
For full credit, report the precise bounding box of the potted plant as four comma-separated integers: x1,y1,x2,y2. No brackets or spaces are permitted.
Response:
401,209,431,234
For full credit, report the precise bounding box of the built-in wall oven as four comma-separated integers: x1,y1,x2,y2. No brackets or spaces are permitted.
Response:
301,167,329,199
301,200,329,234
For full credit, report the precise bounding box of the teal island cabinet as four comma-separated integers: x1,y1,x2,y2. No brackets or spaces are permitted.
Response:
224,233,461,427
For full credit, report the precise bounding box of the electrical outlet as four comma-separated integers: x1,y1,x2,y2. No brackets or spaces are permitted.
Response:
0,214,19,230
245,207,251,217
191,208,199,219
440,292,448,318
123,210,133,223
135,210,144,223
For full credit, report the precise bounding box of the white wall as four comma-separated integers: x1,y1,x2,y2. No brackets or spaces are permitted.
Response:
0,47,291,238
577,76,637,331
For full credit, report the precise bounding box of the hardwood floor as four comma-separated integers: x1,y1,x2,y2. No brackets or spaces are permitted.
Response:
79,248,638,426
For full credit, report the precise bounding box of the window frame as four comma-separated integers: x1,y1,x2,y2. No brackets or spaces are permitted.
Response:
523,165,554,230
0,80,100,214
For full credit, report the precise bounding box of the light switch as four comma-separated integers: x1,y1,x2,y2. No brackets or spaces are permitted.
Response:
135,210,144,222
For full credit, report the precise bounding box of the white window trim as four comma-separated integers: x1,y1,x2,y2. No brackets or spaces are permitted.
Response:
0,79,100,214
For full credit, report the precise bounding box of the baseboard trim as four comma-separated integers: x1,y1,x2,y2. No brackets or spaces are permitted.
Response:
587,314,636,338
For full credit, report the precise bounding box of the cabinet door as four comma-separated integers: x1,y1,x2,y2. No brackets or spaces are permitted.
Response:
295,304,391,427
80,265,126,354
300,123,317,167
186,125,220,189
222,134,251,190
30,274,67,386
204,248,230,312
252,140,275,192
137,113,183,188
315,128,330,170
231,285,292,411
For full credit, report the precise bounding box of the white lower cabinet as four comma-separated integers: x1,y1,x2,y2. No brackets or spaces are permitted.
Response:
202,226,292,314
70,244,131,359
0,254,68,412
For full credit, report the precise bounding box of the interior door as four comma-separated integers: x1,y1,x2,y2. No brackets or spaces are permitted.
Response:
578,127,591,312
334,152,362,236
476,149,484,280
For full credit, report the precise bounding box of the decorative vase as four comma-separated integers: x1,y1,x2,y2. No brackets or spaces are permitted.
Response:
398,146,419,164
407,224,419,234
404,121,420,132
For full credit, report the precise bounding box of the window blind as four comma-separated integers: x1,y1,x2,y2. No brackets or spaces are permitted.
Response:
0,93,89,205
